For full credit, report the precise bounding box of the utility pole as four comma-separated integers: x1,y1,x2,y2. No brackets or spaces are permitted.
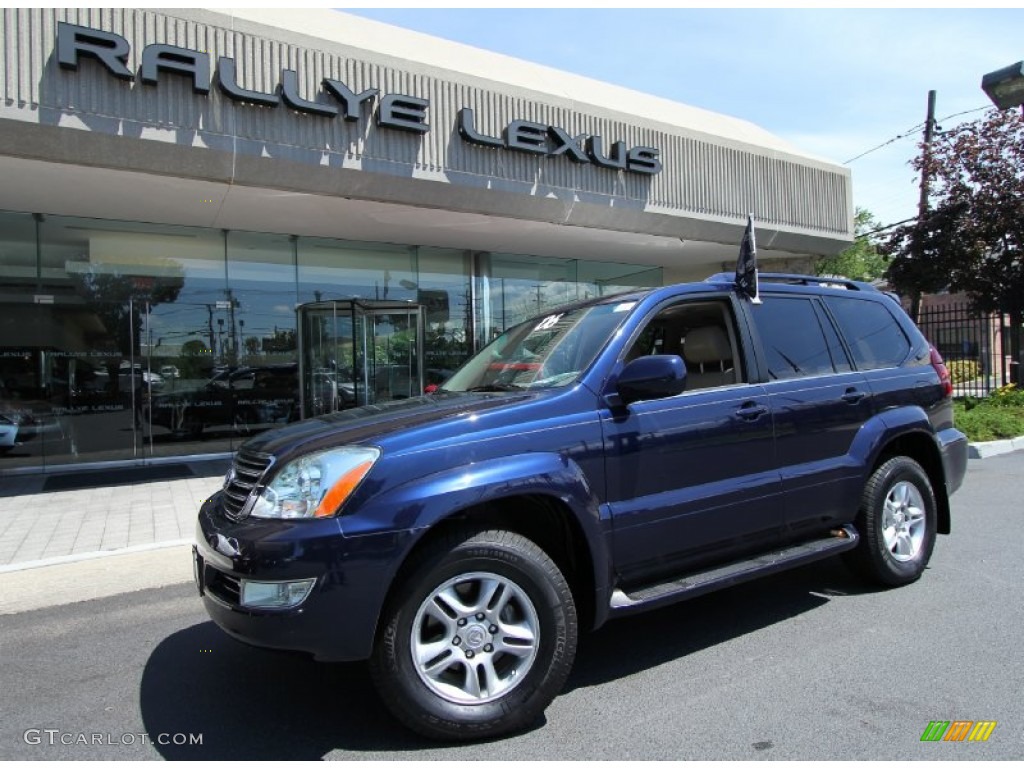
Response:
910,90,937,321
207,304,215,357
917,90,937,218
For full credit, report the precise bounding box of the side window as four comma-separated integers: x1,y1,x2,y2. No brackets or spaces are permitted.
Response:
825,296,911,370
752,297,836,380
624,299,743,390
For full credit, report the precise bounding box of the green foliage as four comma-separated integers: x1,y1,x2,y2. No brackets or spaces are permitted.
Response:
816,208,887,281
882,108,1024,318
71,263,185,360
953,386,1024,441
987,384,1024,407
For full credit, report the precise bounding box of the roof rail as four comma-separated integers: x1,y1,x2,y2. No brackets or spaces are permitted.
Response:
704,272,877,292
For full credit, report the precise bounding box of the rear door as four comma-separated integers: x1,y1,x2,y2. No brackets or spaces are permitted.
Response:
750,294,872,541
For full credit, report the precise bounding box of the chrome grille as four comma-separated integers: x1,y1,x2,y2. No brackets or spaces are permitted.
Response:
222,449,273,520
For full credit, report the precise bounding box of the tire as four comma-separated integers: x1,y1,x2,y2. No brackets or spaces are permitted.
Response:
845,456,937,587
370,528,578,741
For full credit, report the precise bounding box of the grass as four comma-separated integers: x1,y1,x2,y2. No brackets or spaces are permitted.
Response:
953,385,1024,442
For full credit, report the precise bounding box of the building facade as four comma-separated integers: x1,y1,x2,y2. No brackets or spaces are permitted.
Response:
0,8,853,472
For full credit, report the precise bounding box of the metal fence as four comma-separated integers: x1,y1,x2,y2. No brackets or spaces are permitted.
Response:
915,303,1012,398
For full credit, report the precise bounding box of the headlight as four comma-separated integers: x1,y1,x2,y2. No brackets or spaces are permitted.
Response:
249,446,380,519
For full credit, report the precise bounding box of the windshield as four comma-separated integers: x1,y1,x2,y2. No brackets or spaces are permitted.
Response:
443,302,635,392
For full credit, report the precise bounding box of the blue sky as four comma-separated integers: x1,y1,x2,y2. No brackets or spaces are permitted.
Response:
344,7,1023,232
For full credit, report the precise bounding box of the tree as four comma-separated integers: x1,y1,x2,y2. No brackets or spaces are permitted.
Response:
72,264,184,358
180,338,211,379
815,208,887,281
882,107,1024,382
71,264,185,391
244,336,262,359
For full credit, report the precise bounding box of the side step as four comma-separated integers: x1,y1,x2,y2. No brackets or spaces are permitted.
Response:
610,525,859,615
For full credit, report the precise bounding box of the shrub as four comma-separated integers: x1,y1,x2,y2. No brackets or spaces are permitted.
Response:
954,385,1024,441
988,384,1024,407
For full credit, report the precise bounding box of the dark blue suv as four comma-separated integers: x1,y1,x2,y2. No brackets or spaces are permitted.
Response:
194,273,967,740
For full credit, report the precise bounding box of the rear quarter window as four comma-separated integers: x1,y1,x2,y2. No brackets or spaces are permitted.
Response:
825,296,911,370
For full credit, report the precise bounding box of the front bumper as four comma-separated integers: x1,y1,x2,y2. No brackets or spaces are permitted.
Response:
194,493,414,661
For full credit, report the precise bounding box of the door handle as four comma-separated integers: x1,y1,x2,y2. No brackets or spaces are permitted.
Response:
842,388,866,405
735,402,768,420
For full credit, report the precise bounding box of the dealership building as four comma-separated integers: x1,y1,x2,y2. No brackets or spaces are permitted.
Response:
0,7,853,473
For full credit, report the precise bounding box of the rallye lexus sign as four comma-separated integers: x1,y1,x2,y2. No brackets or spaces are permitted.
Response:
57,22,662,175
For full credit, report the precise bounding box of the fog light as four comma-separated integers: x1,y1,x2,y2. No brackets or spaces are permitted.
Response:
240,578,317,610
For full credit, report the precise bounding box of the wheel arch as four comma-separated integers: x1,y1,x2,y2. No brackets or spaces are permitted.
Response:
373,491,605,655
873,431,950,535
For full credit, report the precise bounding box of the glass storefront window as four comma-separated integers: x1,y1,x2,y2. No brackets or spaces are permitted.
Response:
0,208,663,473
0,211,38,289
298,238,423,405
417,247,472,383
486,254,579,342
38,217,225,466
222,231,300,445
577,262,663,299
298,238,418,305
484,255,662,344
147,230,301,454
0,212,47,469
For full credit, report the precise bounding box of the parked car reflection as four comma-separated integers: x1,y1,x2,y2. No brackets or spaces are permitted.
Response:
149,364,300,439
0,413,17,453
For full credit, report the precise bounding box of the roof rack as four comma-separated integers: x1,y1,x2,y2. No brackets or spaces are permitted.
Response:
704,272,877,292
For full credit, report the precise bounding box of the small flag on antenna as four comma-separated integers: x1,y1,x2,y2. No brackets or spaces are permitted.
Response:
735,214,761,304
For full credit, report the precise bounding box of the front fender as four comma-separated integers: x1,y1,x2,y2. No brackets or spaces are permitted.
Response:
341,451,612,624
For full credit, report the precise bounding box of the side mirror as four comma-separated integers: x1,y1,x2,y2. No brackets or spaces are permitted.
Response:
615,355,687,405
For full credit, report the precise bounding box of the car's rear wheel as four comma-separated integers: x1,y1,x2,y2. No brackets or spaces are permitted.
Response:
370,528,577,741
845,456,937,587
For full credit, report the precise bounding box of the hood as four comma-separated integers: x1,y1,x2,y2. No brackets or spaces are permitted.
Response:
239,390,539,458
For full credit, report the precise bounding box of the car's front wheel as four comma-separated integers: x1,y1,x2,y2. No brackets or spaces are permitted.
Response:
846,456,937,587
370,528,578,741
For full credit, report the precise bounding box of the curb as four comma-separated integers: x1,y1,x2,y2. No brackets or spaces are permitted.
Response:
0,543,195,615
0,538,193,574
968,437,1024,460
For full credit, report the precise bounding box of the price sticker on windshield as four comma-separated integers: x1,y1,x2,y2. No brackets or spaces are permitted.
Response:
534,313,564,332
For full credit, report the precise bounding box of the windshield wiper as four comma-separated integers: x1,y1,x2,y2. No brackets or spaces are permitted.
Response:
463,383,524,393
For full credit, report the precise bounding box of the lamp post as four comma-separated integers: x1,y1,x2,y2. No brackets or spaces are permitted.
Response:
981,60,1024,114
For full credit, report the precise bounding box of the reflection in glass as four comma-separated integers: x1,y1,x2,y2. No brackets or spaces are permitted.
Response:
42,218,225,464
0,207,664,471
417,247,472,386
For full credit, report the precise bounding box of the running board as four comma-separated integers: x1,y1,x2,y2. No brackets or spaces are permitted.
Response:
610,525,859,615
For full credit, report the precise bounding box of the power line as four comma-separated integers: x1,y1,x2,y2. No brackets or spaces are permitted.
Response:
843,104,992,165
844,123,924,164
857,216,916,239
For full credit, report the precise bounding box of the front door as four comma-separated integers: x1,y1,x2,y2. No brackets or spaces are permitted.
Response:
601,296,782,586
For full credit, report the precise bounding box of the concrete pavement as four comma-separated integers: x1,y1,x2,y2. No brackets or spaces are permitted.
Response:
0,458,227,570
0,459,227,615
